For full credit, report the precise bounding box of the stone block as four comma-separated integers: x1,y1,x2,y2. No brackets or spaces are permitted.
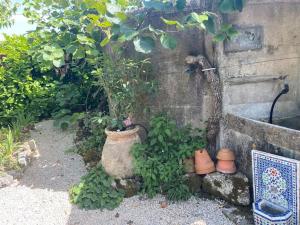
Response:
202,172,250,206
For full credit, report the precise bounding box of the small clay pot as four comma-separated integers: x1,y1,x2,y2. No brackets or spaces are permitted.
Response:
216,148,236,174
183,157,195,173
216,148,235,161
216,160,236,174
195,149,215,175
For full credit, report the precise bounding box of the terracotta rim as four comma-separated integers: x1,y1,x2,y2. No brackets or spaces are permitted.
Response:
105,126,139,139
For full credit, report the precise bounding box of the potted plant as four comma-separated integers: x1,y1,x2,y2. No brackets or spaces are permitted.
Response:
93,55,154,178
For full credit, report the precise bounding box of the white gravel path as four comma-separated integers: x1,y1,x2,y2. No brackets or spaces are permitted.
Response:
0,120,234,225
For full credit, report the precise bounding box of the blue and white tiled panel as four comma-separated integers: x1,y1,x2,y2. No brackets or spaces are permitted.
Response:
254,213,293,225
252,150,300,225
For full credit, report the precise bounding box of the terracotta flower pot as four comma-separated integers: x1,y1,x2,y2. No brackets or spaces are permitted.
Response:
183,157,195,173
216,160,236,174
101,126,141,178
216,148,236,174
216,148,235,161
195,149,215,175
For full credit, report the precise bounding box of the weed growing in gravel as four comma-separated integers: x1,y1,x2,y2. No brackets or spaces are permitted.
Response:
69,165,124,210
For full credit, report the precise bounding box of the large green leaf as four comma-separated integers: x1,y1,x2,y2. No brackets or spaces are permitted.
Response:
52,48,64,58
160,34,177,50
190,12,208,24
65,45,77,54
100,37,110,47
219,0,235,13
176,0,186,11
161,18,184,29
53,58,65,67
42,53,54,61
133,36,155,54
203,16,216,34
234,0,245,12
119,25,139,41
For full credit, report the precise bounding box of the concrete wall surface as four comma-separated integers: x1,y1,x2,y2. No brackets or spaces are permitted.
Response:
218,0,300,119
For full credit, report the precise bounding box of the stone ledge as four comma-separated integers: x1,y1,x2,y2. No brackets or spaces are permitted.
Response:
202,172,250,206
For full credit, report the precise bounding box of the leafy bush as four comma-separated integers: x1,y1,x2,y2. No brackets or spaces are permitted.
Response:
0,35,57,125
69,165,124,210
132,114,206,201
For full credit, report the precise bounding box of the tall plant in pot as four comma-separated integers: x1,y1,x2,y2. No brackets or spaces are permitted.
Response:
93,55,155,178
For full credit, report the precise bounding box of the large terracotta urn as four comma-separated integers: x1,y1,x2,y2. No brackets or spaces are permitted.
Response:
101,126,141,178
195,149,215,175
216,148,236,174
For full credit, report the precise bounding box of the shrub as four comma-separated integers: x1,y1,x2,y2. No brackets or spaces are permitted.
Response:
69,165,124,210
0,35,57,125
132,114,206,201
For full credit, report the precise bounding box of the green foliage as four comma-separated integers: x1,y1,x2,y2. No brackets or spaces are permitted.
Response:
0,111,33,171
23,0,103,73
0,35,57,125
69,165,124,210
0,128,18,170
0,0,18,28
93,55,155,128
132,114,206,201
73,112,111,163
16,0,246,55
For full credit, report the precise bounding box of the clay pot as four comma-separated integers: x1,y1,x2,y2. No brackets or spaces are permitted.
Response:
183,157,195,173
195,149,215,175
216,148,236,174
101,126,141,178
216,148,235,161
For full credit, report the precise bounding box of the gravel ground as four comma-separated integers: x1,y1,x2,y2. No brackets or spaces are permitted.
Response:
0,120,234,225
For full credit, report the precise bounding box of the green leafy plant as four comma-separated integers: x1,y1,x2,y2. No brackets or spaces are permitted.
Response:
93,55,155,131
69,165,124,209
73,112,111,164
132,114,206,201
0,128,19,170
0,0,18,28
0,35,57,125
15,0,246,56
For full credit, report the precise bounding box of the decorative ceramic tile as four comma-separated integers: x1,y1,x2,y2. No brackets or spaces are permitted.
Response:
252,150,300,225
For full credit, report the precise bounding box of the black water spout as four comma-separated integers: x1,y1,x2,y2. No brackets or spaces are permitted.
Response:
269,83,289,124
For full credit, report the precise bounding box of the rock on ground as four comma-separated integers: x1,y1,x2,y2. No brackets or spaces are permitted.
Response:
203,172,250,206
0,120,235,225
0,173,13,188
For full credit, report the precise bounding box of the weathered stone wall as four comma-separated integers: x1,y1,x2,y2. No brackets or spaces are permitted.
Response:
131,6,216,128
217,0,300,181
223,113,300,180
217,0,300,120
